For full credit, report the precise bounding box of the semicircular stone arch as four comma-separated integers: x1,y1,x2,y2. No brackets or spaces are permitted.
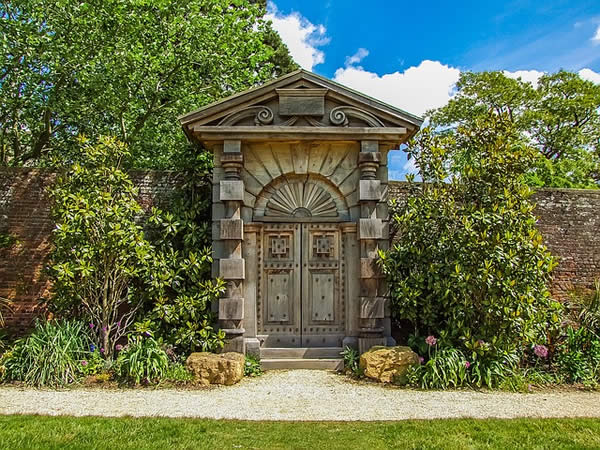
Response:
253,174,350,222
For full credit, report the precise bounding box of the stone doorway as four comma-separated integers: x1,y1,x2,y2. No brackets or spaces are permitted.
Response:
259,223,345,348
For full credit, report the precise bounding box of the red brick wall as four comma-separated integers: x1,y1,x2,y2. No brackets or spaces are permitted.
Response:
0,169,181,334
1,171,598,333
388,181,600,302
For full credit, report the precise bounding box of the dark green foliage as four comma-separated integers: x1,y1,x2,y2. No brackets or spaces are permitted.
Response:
140,149,226,355
116,335,170,384
0,0,297,168
429,70,600,188
1,319,92,386
381,117,561,359
555,327,600,384
244,354,263,377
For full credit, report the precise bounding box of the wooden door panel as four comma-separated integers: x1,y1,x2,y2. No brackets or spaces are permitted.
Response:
301,224,344,347
266,272,293,322
309,272,335,322
259,224,301,347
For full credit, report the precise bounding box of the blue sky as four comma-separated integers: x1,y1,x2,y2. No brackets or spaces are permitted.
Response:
266,1,600,179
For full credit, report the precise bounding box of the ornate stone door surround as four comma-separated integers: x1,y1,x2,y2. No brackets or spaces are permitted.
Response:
178,69,423,354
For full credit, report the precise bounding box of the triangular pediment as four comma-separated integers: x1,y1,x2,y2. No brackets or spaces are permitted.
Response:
180,70,422,137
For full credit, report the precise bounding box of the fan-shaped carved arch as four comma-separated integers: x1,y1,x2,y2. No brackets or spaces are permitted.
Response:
253,174,350,222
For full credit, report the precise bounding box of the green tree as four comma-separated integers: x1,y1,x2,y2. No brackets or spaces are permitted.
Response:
380,116,561,357
0,0,297,168
429,70,600,188
48,136,153,358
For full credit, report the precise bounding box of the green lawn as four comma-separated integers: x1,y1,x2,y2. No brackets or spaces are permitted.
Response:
1,415,599,449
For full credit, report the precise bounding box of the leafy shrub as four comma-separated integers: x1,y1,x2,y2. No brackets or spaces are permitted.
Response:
342,346,361,377
555,327,600,384
244,354,263,377
116,336,169,384
566,280,600,335
1,320,92,387
140,150,226,354
381,118,560,358
48,137,153,358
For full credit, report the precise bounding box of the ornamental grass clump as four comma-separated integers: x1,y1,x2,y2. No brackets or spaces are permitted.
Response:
1,320,92,387
116,335,169,384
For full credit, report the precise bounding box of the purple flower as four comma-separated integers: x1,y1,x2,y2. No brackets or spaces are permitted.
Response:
89,323,94,329
102,326,107,332
117,321,121,327
115,344,123,352
465,361,471,369
418,356,424,364
81,360,88,367
425,335,437,346
534,345,548,359
100,347,105,354
144,331,152,337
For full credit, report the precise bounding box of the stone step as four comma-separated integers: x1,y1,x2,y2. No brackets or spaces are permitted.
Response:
261,358,344,370
260,347,343,359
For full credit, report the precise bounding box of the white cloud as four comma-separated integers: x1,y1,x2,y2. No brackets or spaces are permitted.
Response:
592,25,600,43
579,68,600,84
503,70,545,87
265,3,329,71
345,48,369,66
333,60,460,117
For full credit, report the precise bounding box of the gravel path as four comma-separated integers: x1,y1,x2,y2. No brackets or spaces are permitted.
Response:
2,370,600,421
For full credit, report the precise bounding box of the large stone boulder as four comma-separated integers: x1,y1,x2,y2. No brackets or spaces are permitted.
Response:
186,352,245,386
359,346,419,384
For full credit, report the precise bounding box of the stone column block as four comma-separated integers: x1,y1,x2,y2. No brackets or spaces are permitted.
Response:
219,258,245,280
220,218,244,240
359,180,381,201
359,218,384,240
219,298,245,320
360,297,385,319
220,180,244,201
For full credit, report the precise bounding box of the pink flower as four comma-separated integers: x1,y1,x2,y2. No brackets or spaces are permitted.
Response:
419,356,424,364
534,345,548,359
81,360,88,367
465,361,471,369
115,344,123,351
425,335,437,346
102,326,107,332
89,323,94,329
100,347,105,354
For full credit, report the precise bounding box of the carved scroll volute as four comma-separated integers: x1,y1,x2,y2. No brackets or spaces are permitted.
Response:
329,106,385,127
218,106,274,126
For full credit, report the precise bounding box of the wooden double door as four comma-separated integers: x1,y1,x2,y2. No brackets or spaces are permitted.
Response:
259,223,345,347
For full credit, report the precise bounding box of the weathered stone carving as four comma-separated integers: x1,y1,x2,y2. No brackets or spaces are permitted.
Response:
330,106,385,127
179,69,423,361
218,106,274,126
